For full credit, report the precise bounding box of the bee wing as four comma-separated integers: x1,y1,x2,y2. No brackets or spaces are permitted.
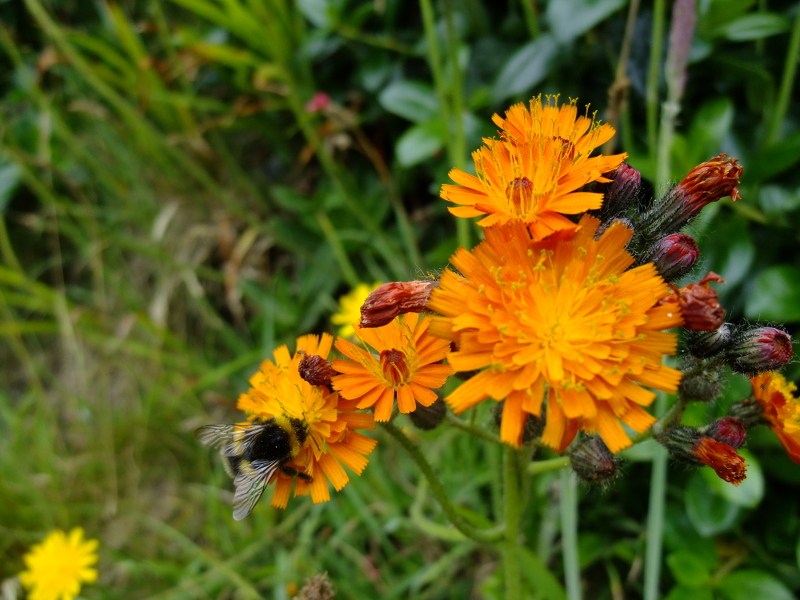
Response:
232,459,282,521
195,424,234,449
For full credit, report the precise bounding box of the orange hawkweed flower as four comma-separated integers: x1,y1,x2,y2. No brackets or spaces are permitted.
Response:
427,215,684,452
692,437,747,485
750,371,800,463
331,313,454,421
237,333,377,508
441,95,626,238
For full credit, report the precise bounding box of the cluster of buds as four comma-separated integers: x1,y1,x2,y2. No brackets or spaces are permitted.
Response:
658,418,748,485
685,323,793,374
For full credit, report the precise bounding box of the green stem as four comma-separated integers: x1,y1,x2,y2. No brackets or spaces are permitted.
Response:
503,446,523,600
520,0,541,38
764,5,800,146
316,213,360,288
528,455,571,476
643,394,668,600
646,0,667,155
382,421,504,542
445,412,503,445
560,469,582,600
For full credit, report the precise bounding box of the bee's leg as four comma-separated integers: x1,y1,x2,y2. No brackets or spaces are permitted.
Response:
281,465,313,482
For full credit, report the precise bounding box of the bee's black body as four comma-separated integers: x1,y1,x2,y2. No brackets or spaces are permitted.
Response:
196,415,311,520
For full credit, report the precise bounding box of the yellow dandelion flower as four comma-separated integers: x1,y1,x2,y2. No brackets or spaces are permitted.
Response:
427,215,683,452
237,333,377,508
441,95,626,238
19,528,98,600
331,282,382,338
331,313,454,422
750,371,800,464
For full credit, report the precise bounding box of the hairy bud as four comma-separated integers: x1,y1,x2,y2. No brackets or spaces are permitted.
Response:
657,425,747,485
360,280,438,328
644,233,700,282
701,417,747,450
724,326,793,376
569,437,620,485
687,323,734,359
408,397,447,431
599,163,642,221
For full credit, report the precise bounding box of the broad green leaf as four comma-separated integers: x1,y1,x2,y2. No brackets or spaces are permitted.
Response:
395,120,445,167
718,570,795,600
719,13,790,41
665,584,714,600
666,551,712,587
700,450,763,508
491,35,558,104
545,0,627,43
378,80,439,124
686,471,740,536
745,265,800,322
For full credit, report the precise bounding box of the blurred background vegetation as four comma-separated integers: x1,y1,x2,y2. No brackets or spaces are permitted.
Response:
2,0,800,598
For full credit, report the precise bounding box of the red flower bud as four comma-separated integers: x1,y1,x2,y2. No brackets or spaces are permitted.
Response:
725,326,793,376
646,233,700,282
298,354,336,387
657,272,725,331
639,154,743,236
701,417,747,449
692,437,747,486
360,280,438,328
599,163,642,220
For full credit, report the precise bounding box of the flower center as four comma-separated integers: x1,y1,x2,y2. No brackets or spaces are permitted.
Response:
508,177,535,216
380,349,411,386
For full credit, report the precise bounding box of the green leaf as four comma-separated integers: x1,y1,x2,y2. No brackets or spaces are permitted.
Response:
395,120,445,167
719,13,790,41
520,547,568,600
745,265,800,322
748,132,800,182
545,0,627,43
378,80,439,124
686,471,740,536
700,450,764,508
491,35,558,104
666,551,712,587
665,585,714,600
718,570,795,600
0,160,21,213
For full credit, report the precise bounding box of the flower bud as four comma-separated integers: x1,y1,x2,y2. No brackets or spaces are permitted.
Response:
727,399,767,428
569,437,620,485
679,362,722,402
657,272,725,331
639,154,743,236
492,402,545,442
360,280,438,328
298,354,336,387
686,323,734,359
599,163,642,221
408,397,447,431
644,233,700,282
724,326,793,376
700,417,746,449
692,437,747,486
657,425,747,485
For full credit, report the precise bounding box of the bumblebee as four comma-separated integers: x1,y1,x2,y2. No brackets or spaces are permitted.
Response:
196,415,312,520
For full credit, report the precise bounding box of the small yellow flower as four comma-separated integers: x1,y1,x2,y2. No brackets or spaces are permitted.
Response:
332,282,383,338
19,528,99,600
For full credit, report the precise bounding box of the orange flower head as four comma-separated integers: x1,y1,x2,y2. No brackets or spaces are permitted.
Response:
441,95,626,238
750,371,800,464
427,214,684,452
236,333,377,508
331,313,454,421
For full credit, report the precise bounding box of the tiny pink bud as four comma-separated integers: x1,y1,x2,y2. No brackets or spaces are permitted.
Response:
305,91,332,113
